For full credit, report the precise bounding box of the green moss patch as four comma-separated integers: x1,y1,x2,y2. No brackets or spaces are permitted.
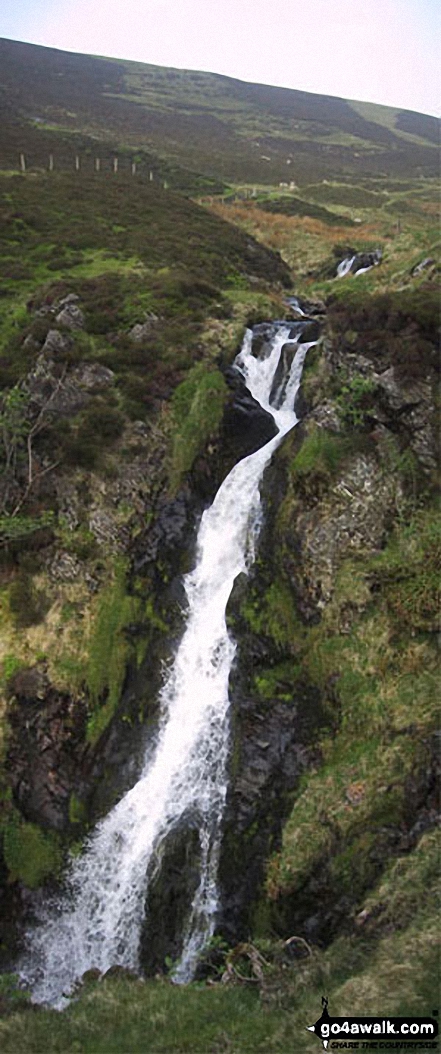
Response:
3,813,62,888
86,559,142,744
170,362,228,488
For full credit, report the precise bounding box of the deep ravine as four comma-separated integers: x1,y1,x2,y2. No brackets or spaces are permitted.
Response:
19,321,314,1007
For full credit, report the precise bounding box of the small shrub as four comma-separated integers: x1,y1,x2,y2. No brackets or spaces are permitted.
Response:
335,376,376,430
8,571,49,628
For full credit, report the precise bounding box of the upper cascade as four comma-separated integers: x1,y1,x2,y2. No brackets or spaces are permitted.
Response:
19,319,315,1008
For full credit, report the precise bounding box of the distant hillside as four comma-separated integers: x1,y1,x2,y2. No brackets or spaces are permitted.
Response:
0,37,438,186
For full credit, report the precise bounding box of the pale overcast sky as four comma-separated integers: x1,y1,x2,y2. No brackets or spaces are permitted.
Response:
1,0,440,116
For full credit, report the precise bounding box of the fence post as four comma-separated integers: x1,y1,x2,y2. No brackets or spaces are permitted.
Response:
19,153,26,172
131,161,137,176
149,170,153,182
75,155,80,171
49,154,54,171
95,158,101,172
113,157,118,173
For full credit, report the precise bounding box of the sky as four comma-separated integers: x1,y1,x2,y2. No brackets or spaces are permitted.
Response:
1,0,440,116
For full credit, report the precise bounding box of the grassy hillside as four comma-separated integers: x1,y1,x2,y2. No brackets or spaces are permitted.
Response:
0,37,439,186
0,40,439,1053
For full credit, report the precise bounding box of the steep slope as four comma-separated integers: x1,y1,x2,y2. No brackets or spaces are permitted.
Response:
0,37,439,185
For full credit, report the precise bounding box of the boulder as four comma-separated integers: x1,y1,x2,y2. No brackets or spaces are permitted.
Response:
71,363,115,391
128,315,159,342
222,367,278,456
55,303,85,330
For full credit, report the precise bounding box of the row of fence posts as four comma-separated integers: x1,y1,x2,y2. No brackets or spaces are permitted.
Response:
17,154,168,186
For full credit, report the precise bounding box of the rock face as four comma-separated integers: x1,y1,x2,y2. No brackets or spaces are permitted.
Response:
218,667,325,941
7,667,87,830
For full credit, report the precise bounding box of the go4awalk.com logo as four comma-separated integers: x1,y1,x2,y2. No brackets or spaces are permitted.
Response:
307,997,439,1050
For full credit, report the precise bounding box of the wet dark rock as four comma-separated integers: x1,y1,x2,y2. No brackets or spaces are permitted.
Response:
298,319,321,342
6,671,88,830
132,491,194,574
218,677,325,942
269,343,298,407
221,369,278,455
298,297,326,316
248,324,275,360
140,822,202,972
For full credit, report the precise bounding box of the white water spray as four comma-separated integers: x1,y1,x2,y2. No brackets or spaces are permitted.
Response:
336,255,355,278
20,325,311,1007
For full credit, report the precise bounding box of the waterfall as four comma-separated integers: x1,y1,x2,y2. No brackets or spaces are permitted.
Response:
336,255,356,278
19,323,313,1008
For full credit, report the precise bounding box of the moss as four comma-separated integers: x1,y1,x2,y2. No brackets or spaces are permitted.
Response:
169,362,228,489
68,793,87,826
254,661,303,702
241,578,305,653
86,559,142,744
3,813,62,888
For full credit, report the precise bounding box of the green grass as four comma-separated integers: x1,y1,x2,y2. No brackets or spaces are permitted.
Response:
1,38,438,189
290,427,353,477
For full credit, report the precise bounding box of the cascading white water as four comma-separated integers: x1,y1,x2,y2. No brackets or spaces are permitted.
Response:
336,255,356,278
20,324,312,1008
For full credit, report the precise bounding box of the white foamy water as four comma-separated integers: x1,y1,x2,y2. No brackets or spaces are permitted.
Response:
336,255,355,277
20,324,312,1007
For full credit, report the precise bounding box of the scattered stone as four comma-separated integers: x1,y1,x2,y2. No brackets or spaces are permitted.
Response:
48,551,83,582
128,315,159,342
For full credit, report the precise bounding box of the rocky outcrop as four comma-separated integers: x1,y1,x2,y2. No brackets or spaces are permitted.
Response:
6,666,87,831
